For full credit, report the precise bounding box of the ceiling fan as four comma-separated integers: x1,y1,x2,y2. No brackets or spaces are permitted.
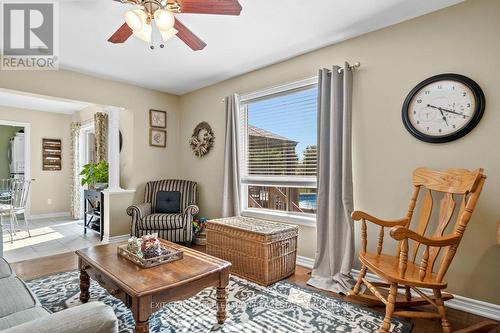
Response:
109,0,242,50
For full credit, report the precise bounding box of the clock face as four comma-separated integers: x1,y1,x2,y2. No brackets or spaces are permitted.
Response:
402,74,485,143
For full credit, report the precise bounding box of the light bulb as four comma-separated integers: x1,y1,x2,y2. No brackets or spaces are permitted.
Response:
133,22,152,43
124,9,146,31
159,27,178,42
154,9,175,31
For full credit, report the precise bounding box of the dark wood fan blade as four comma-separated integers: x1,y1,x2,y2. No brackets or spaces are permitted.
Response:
174,19,207,51
177,0,242,15
108,23,133,44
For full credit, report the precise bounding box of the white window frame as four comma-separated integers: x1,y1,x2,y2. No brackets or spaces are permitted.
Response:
238,76,318,227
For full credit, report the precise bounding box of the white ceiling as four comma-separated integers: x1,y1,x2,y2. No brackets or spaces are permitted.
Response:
59,0,463,95
0,90,90,114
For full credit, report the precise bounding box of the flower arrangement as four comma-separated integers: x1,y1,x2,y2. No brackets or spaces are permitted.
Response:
127,233,170,259
192,217,208,236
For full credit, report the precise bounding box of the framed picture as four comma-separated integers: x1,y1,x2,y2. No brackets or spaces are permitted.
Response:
150,128,167,148
150,109,167,128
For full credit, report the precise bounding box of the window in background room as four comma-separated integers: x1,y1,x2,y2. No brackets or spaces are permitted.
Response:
239,79,318,223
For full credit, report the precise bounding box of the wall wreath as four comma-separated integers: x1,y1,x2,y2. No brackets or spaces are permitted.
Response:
189,122,215,157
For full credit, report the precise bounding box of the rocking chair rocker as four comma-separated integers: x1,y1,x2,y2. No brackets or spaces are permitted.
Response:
347,168,493,333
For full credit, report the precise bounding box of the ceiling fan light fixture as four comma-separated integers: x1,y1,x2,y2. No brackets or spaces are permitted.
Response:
124,9,147,31
133,22,152,43
159,27,178,42
154,9,175,31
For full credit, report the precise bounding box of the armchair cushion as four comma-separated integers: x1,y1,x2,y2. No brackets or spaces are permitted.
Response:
140,214,184,230
155,191,181,214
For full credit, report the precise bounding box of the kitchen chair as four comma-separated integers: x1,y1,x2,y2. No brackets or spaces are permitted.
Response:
0,178,32,243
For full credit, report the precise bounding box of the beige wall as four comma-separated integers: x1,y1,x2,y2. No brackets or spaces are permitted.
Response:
178,0,500,303
0,70,181,235
0,107,72,215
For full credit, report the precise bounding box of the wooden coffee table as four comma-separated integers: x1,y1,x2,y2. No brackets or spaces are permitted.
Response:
76,240,231,333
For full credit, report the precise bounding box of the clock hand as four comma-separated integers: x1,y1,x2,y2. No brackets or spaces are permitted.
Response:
427,104,470,118
438,108,449,126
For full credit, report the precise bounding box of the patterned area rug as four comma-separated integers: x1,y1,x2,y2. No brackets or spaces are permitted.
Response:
26,271,411,333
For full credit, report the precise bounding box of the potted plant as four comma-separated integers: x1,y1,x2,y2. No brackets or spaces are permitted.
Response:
192,216,208,245
80,161,109,190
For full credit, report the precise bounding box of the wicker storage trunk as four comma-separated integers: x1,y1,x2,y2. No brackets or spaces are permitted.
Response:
206,216,298,286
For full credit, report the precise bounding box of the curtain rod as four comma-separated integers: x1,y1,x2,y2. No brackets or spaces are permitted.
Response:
221,61,360,103
336,61,361,73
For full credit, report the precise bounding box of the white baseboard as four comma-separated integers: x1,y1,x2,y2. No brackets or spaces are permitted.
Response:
296,255,315,269
29,212,71,220
102,234,130,243
351,268,500,321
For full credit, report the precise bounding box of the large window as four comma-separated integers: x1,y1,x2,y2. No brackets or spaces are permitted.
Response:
239,78,318,223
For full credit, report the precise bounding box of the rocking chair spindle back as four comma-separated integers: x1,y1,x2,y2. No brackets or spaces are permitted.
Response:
348,167,487,333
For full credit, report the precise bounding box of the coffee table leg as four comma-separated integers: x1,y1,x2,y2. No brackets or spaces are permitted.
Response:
216,287,227,324
135,320,149,333
79,269,90,303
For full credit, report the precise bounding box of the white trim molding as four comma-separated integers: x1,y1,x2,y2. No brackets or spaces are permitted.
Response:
102,234,130,243
104,189,136,195
30,211,71,220
296,255,315,269
239,76,317,102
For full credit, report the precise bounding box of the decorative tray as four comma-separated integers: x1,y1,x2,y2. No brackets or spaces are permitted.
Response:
117,244,183,268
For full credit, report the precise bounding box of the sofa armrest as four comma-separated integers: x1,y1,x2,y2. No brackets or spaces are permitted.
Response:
1,302,117,333
127,202,152,236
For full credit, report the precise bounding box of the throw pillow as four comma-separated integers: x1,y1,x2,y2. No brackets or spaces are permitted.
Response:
155,191,181,214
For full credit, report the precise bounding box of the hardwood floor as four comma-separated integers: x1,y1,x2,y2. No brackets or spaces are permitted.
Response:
10,247,498,333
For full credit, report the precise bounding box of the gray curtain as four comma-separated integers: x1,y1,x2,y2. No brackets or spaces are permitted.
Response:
70,122,82,219
307,63,355,294
222,94,241,217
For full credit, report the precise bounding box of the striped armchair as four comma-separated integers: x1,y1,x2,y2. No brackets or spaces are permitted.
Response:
127,180,199,243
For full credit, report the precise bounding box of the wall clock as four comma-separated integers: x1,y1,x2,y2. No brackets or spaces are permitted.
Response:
402,73,485,143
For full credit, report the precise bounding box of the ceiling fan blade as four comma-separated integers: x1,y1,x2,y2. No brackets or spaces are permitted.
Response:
174,19,207,51
177,0,242,15
108,23,133,44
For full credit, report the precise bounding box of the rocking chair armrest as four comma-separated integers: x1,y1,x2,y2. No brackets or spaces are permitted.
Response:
351,210,408,227
390,226,461,247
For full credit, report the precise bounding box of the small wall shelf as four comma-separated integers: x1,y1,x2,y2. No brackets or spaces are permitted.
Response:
42,138,62,171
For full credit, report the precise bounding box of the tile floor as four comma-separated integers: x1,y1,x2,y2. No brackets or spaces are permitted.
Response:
2,216,102,262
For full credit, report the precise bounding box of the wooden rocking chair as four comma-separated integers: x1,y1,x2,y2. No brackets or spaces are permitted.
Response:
347,168,492,333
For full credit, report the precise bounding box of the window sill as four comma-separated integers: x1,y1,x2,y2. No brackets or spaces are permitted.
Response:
241,208,317,228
